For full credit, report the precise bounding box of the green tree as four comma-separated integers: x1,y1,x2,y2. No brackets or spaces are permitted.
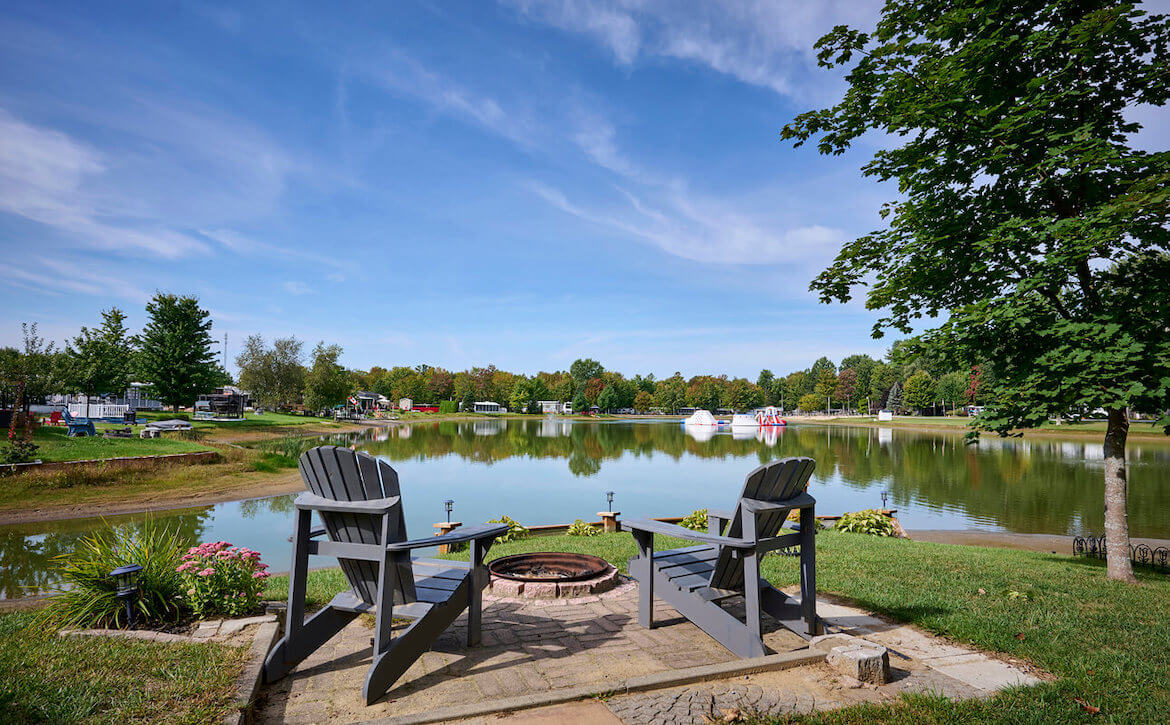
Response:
840,354,877,401
597,384,620,412
692,381,723,412
569,358,604,387
510,376,537,414
727,378,763,411
653,374,687,413
783,0,1170,581
66,308,135,415
633,390,652,413
138,294,219,411
572,391,587,414
303,343,351,413
814,371,838,410
836,368,858,410
936,372,968,413
903,371,937,413
798,393,822,413
756,369,775,395
235,335,305,411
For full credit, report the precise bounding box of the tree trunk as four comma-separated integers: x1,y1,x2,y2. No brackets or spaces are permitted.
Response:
1103,407,1137,583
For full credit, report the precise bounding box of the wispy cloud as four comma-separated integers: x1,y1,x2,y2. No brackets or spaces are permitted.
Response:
503,0,882,102
201,228,348,271
0,109,210,258
356,51,540,147
282,281,313,295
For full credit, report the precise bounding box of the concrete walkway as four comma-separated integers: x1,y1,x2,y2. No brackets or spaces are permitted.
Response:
254,581,1043,724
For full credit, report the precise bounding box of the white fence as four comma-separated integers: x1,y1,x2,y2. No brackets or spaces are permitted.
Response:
69,403,130,419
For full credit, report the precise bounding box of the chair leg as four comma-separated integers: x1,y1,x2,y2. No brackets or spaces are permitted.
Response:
267,508,358,683
632,530,654,628
363,579,467,705
467,539,484,646
799,506,822,636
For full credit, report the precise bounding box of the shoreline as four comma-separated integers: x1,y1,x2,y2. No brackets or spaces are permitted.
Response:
783,415,1170,442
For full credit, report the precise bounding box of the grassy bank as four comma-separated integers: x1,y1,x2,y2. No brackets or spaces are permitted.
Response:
0,611,246,723
266,531,1170,723
24,425,212,463
805,414,1170,441
0,445,304,522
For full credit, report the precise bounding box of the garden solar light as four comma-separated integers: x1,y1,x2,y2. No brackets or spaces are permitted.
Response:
110,564,143,628
606,491,615,510
444,499,454,522
881,490,889,509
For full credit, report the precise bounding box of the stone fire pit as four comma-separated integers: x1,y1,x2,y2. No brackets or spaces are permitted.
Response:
487,552,621,598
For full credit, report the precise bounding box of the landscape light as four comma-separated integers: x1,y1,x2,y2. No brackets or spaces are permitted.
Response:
109,563,143,628
605,491,615,511
444,499,454,522
881,490,889,509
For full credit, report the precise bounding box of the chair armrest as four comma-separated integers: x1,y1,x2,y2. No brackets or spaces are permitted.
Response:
740,492,815,513
707,509,732,534
294,492,401,515
385,523,510,552
624,518,755,549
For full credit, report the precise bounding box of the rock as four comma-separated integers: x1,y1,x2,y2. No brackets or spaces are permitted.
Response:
826,644,891,684
810,633,864,652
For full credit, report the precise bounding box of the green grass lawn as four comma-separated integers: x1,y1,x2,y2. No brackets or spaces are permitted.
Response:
265,531,1170,723
136,410,338,432
0,611,246,723
27,425,213,463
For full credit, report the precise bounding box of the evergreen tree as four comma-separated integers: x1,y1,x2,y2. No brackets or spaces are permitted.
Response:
137,293,218,412
886,382,903,413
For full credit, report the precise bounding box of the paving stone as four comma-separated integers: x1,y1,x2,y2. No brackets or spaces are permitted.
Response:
826,644,891,684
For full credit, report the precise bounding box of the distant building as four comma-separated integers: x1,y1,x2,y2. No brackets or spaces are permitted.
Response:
352,391,379,413
877,409,894,421
538,400,562,414
473,401,504,414
398,398,413,411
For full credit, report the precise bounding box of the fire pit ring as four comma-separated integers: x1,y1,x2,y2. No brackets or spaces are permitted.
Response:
488,552,609,582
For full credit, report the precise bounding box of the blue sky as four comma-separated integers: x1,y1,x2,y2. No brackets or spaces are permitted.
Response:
2,1,1167,379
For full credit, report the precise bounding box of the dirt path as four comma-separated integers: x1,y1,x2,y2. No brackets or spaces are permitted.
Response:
909,529,1170,552
788,416,1170,442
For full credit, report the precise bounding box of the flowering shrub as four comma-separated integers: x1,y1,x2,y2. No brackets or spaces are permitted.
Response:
176,542,270,618
487,515,528,543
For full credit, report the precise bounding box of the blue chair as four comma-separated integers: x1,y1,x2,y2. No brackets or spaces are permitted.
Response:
62,410,96,437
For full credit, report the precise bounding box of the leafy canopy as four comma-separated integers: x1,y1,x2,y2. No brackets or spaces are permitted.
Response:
782,0,1170,432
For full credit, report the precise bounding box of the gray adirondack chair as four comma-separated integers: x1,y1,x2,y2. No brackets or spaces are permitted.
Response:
263,446,508,705
624,457,823,658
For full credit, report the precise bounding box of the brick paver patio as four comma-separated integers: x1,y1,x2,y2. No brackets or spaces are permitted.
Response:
255,577,806,723
254,579,1042,724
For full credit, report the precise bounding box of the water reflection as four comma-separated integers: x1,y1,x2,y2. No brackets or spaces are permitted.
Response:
2,420,1167,599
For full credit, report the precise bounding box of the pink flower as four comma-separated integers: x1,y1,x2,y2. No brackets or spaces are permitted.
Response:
252,571,270,579
187,546,200,555
176,562,196,572
197,568,215,577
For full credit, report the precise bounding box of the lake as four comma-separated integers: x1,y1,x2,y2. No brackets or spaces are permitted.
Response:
2,419,1168,599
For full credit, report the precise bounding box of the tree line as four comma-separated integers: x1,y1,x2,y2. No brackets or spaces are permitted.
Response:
1,295,227,422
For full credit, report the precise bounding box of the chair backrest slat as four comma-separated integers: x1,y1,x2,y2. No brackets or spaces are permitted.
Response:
298,446,412,605
709,457,816,590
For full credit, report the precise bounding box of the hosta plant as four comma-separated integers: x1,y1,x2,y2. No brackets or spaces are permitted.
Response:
487,515,528,543
566,519,599,537
679,509,709,531
835,510,897,537
177,542,271,618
